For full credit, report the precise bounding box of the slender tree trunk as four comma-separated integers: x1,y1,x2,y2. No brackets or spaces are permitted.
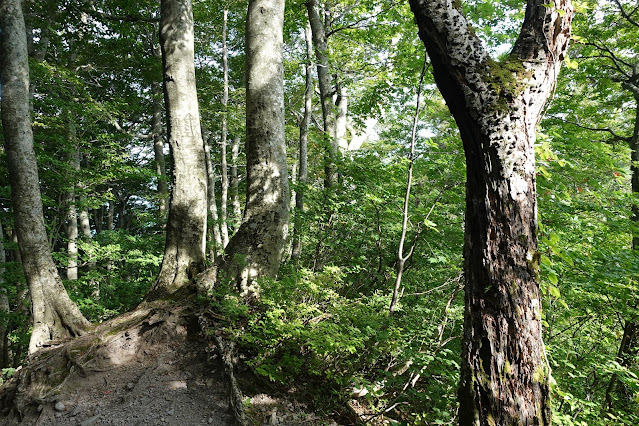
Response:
0,0,90,353
148,0,208,299
306,0,337,188
64,125,80,281
605,319,638,410
107,200,115,231
629,95,639,250
409,1,573,423
0,222,10,368
230,134,242,225
389,60,426,314
152,81,169,217
216,0,289,296
205,133,223,259
605,92,639,412
335,82,348,151
291,23,313,261
220,8,230,248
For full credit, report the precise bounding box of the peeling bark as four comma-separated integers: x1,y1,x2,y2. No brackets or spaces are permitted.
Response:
217,0,289,296
409,0,573,424
148,0,208,299
0,0,90,353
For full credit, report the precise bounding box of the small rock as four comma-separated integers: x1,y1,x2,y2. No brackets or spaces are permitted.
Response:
80,415,101,426
270,410,278,425
126,382,135,390
207,417,214,424
167,408,174,415
54,401,65,412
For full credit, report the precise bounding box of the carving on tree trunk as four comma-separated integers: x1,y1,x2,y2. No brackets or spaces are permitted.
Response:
409,0,573,423
149,0,208,299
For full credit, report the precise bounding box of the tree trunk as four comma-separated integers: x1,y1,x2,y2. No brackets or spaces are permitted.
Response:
0,222,10,368
107,199,115,231
230,134,242,226
64,125,80,281
604,89,639,413
306,0,337,189
335,82,348,151
409,1,573,424
629,94,639,250
152,81,169,218
0,0,90,353
216,0,289,296
605,319,638,410
389,60,427,314
205,133,223,259
220,8,230,248
148,0,208,299
291,23,313,261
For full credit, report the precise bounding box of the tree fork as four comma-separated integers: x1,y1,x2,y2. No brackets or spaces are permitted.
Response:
409,0,573,423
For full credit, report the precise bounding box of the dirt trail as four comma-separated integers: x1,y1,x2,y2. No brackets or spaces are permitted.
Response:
0,300,337,426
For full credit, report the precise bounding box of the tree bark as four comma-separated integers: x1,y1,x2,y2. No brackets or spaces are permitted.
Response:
0,0,90,353
216,0,289,296
306,0,337,188
291,23,313,261
0,222,10,368
64,124,80,281
205,133,223,259
230,134,242,226
152,81,169,218
220,8,230,248
409,1,573,424
148,0,208,299
335,81,348,151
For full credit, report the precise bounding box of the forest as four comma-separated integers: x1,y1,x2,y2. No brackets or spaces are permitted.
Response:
0,0,637,425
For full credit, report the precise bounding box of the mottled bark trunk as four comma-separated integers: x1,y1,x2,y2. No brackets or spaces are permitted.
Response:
0,0,90,353
409,1,573,424
148,0,208,299
220,8,230,248
306,0,337,188
291,23,312,263
230,134,242,225
216,0,289,296
152,81,169,217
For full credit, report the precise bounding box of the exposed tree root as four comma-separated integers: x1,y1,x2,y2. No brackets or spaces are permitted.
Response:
0,298,235,425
